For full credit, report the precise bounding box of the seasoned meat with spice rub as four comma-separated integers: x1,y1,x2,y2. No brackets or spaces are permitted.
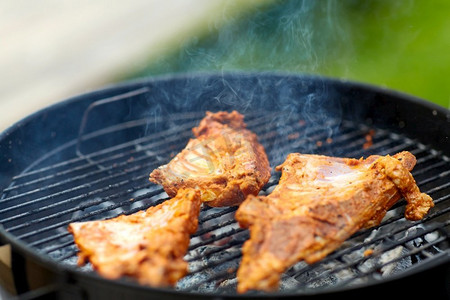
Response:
150,111,271,207
236,151,433,293
68,189,201,287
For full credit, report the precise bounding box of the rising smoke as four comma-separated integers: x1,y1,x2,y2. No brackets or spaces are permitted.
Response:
131,0,354,77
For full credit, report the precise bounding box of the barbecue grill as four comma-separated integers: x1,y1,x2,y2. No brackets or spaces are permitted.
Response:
0,73,449,299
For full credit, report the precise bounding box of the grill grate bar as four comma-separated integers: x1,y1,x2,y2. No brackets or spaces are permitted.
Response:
1,170,150,223
1,153,160,205
10,116,199,181
417,171,450,189
355,231,447,281
261,119,342,152
384,142,420,156
1,153,153,207
182,253,242,290
346,133,398,154
197,207,237,225
186,238,246,263
55,248,82,263
193,219,237,239
326,239,448,292
273,122,365,153
3,129,193,193
187,253,242,278
29,231,71,248
349,138,414,158
292,221,448,283
416,151,444,164
43,240,75,255
413,160,448,177
188,227,245,251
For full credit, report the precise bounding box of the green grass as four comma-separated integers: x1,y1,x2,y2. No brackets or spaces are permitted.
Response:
122,0,450,108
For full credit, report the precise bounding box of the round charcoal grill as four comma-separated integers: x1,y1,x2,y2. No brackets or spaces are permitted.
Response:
0,73,449,299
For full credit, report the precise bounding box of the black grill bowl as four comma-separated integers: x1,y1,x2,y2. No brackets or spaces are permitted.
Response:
0,72,449,299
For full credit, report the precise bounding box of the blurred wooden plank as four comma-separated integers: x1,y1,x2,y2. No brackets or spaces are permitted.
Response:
0,245,14,296
0,0,273,131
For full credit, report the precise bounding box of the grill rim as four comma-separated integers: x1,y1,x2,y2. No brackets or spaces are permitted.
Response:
3,224,449,299
1,71,449,298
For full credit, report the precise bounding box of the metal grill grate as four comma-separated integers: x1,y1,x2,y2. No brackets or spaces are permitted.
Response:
1,105,449,296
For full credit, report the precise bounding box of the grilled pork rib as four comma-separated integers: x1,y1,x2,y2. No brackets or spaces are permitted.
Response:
68,189,201,287
150,111,271,207
236,151,434,293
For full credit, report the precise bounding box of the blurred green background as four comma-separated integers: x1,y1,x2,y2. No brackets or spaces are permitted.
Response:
120,0,450,108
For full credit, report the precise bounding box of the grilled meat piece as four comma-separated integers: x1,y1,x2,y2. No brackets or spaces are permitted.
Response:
236,151,434,293
150,111,271,207
68,189,201,287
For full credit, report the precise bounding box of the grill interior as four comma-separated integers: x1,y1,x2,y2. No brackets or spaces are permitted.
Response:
0,78,449,297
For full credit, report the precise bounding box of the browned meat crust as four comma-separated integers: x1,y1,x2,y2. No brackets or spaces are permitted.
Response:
150,111,271,207
68,189,201,287
236,151,433,293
